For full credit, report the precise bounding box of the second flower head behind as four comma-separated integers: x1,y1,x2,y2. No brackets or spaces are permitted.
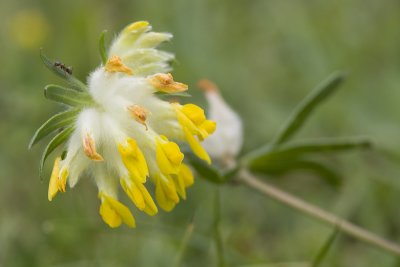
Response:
46,21,216,228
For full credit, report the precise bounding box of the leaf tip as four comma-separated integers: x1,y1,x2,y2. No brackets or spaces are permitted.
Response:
329,71,347,86
99,30,108,65
28,140,34,150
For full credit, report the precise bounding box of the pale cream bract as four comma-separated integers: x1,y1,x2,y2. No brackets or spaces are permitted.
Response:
199,80,243,164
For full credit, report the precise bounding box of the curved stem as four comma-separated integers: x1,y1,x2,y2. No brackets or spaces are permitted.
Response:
236,168,400,256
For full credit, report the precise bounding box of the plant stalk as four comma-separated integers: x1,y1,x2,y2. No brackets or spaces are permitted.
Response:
237,168,400,256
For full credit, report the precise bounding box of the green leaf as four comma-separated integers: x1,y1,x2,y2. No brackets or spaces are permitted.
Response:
186,154,224,184
245,138,371,165
29,108,79,149
272,138,371,156
99,30,108,65
44,84,94,107
272,72,345,145
312,227,339,267
245,138,371,187
155,91,192,98
40,49,88,91
249,158,342,187
39,126,74,179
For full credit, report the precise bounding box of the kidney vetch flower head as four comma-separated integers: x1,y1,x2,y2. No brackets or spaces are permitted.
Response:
30,21,216,228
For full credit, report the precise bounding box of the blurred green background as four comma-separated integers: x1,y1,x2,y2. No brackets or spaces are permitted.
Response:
1,0,400,266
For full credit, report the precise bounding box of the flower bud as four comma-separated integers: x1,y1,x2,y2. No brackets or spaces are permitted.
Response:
198,79,243,167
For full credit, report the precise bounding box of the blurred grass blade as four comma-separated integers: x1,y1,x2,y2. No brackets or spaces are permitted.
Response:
213,189,225,267
249,158,342,187
312,227,339,267
273,72,345,146
29,108,79,149
174,218,195,267
99,30,108,65
40,126,74,179
187,154,224,184
44,85,94,107
247,138,371,164
40,49,88,91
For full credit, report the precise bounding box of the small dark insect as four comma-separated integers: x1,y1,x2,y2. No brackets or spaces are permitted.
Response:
54,61,73,75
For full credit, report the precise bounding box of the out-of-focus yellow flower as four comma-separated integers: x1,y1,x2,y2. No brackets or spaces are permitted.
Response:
9,9,49,50
39,21,216,228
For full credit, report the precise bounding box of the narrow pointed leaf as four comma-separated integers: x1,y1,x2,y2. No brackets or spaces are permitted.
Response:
40,50,88,91
249,158,342,187
40,126,74,179
312,227,339,267
44,84,93,107
273,72,345,145
29,108,79,149
246,138,371,165
99,30,108,65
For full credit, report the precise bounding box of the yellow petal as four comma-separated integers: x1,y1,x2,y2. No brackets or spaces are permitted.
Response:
172,173,186,200
137,183,158,216
155,178,178,212
174,103,214,141
99,199,122,228
57,167,68,193
118,138,148,183
162,176,179,202
162,141,184,165
48,157,61,201
120,177,158,216
123,21,150,33
181,104,206,125
172,163,196,200
105,55,133,75
127,139,149,178
200,120,216,135
183,127,211,164
180,164,194,187
99,193,136,228
173,103,201,135
156,138,184,175
120,178,145,210
195,120,216,141
148,73,188,93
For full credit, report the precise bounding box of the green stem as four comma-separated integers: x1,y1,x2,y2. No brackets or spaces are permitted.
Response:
237,168,400,256
214,189,225,267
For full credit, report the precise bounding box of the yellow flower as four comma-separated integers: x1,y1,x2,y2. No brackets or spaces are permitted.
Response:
173,103,216,163
37,21,215,228
9,9,49,50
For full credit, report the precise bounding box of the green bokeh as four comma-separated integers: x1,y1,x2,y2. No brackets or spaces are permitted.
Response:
1,0,400,266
